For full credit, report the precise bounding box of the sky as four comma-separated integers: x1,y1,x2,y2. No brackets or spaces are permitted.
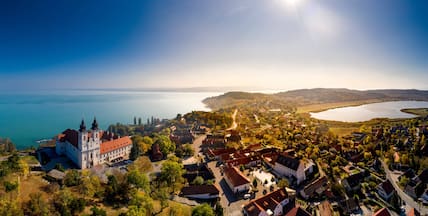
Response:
0,0,427,91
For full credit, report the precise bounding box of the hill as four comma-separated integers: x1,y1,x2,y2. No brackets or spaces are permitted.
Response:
203,88,428,110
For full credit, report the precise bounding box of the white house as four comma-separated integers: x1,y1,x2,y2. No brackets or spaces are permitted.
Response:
243,188,294,216
223,166,251,194
56,118,132,169
273,155,314,184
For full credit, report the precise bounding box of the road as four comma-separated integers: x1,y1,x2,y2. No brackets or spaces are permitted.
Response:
227,109,238,130
381,160,428,214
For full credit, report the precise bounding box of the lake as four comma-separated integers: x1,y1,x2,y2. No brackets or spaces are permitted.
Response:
0,90,220,149
310,101,428,122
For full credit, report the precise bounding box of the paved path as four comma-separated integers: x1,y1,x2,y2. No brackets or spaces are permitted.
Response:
227,109,238,130
381,160,428,214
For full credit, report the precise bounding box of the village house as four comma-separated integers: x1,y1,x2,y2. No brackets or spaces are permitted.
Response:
45,169,66,185
243,188,295,216
373,207,392,216
223,166,251,195
183,163,215,183
284,206,311,216
376,180,396,202
55,118,132,169
180,184,220,200
339,198,359,215
273,155,315,184
342,171,366,192
300,176,328,199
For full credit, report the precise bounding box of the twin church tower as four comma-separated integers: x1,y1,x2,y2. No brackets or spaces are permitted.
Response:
55,118,132,169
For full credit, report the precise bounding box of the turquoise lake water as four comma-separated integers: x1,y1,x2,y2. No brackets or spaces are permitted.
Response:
0,90,220,149
310,101,428,122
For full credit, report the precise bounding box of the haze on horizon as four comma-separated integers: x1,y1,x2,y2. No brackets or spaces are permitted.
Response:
1,0,427,91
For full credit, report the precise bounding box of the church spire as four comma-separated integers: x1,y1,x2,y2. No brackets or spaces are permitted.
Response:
91,117,98,130
79,119,86,132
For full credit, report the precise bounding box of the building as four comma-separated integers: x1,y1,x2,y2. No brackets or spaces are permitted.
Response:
180,185,220,200
223,166,251,195
300,176,328,199
284,207,311,216
373,207,392,216
342,172,366,192
55,118,132,169
243,188,294,216
273,155,314,184
377,180,395,201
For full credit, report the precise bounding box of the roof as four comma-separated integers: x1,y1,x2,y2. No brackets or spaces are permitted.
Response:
408,208,421,216
285,207,311,216
373,208,392,216
418,169,428,183
47,169,66,180
318,201,333,216
378,180,395,195
223,166,250,187
276,155,301,171
100,136,132,154
344,172,365,188
59,129,79,147
243,188,290,216
303,176,328,197
181,185,220,196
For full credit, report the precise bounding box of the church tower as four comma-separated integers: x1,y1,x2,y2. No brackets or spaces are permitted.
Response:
78,119,88,150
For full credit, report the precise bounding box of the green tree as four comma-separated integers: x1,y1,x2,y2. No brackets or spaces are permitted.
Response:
128,156,153,173
64,169,81,187
127,169,150,192
192,203,215,216
155,135,175,156
252,179,258,188
192,176,204,185
90,206,107,216
277,178,289,188
130,141,141,161
160,160,185,192
26,192,49,216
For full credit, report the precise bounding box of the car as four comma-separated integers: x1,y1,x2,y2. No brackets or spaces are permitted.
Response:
243,194,251,199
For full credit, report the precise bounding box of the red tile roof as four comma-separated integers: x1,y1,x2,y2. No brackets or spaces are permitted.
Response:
373,208,392,216
223,166,250,187
100,136,132,154
285,206,311,216
244,188,290,216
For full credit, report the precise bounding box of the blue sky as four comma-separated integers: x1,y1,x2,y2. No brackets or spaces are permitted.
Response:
0,0,427,90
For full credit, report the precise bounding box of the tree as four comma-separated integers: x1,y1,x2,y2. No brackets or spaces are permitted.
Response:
277,178,289,188
26,192,49,216
183,144,195,157
134,117,137,125
132,135,153,155
90,206,107,216
160,160,185,192
128,189,153,214
64,169,81,187
128,156,153,173
79,170,102,197
127,169,150,192
155,134,175,156
252,179,258,188
130,141,141,161
192,203,215,216
214,201,223,216
192,176,204,185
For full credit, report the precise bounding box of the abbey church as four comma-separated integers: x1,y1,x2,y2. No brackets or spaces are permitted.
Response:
55,118,132,169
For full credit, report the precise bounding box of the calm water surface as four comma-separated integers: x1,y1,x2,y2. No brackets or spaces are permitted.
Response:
310,101,428,122
0,90,220,149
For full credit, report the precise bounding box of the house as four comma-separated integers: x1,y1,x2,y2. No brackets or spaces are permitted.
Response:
183,163,215,183
223,166,251,195
373,207,392,216
404,179,425,199
180,185,220,200
151,143,163,161
300,176,328,199
377,180,395,201
317,201,333,216
273,155,314,184
55,118,133,169
284,206,311,216
243,188,294,216
408,208,421,216
45,169,66,184
342,172,366,192
339,198,359,215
